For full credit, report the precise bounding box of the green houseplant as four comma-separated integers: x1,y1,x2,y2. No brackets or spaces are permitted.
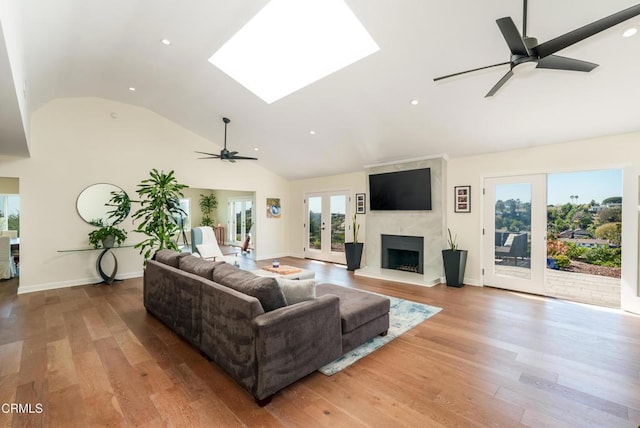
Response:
345,213,364,271
87,190,130,249
442,228,467,287
132,169,188,261
105,190,132,225
88,219,127,249
199,193,218,227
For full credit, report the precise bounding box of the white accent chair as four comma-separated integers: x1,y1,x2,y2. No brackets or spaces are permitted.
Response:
191,226,236,264
0,236,16,279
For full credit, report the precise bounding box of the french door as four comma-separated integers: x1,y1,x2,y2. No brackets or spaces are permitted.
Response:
304,191,348,264
228,198,253,248
483,174,546,295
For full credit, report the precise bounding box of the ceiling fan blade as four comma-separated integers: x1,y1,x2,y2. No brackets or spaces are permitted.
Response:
433,61,510,81
532,4,640,59
229,151,238,156
195,151,221,158
485,70,514,98
230,155,258,160
496,17,529,56
228,158,236,163
536,55,598,72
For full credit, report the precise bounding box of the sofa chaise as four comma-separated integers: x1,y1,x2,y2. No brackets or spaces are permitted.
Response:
143,250,390,405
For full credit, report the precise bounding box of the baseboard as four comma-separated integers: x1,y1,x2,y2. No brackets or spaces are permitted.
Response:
439,276,482,287
256,252,290,261
17,271,143,295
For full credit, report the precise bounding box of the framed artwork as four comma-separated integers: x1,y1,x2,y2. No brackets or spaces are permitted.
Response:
355,193,366,214
454,186,471,213
266,198,281,218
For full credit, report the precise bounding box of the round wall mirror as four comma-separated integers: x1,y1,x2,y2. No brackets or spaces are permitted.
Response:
77,183,130,225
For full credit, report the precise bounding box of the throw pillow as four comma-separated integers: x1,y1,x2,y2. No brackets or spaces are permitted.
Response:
276,278,316,305
503,233,517,246
212,263,287,312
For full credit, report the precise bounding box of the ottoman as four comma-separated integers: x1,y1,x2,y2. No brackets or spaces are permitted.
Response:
316,283,390,353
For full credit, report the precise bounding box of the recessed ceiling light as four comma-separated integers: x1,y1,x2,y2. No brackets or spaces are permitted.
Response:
622,27,638,38
161,39,172,45
254,147,259,151
128,87,136,91
410,99,419,105
309,130,316,135
209,0,380,104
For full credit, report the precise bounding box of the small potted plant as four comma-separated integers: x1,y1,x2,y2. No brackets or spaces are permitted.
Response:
345,213,364,271
88,219,128,249
442,228,467,287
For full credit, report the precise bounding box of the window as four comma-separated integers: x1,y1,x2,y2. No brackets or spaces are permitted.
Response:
0,194,19,236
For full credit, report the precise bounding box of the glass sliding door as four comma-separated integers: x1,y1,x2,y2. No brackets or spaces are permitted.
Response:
305,191,348,264
483,175,546,295
307,196,322,252
228,197,254,248
330,195,346,253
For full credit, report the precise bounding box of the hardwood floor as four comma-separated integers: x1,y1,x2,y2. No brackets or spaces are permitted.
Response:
1,257,639,427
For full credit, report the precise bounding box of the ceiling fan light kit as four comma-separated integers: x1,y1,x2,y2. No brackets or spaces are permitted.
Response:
434,1,640,97
196,117,258,162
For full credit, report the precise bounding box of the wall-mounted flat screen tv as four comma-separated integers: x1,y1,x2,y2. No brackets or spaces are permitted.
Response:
369,168,432,210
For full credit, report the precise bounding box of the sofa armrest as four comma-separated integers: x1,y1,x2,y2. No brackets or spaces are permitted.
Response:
253,294,342,399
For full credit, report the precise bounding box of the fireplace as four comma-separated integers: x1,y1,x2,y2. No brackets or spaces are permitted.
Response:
381,234,424,274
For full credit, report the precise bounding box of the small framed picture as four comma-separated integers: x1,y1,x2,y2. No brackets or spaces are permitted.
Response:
266,198,281,218
454,186,471,213
355,193,366,214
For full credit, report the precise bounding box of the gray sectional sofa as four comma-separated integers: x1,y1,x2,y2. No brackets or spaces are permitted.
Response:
143,250,390,405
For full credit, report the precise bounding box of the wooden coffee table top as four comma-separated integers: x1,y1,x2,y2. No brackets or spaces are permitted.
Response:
261,265,303,275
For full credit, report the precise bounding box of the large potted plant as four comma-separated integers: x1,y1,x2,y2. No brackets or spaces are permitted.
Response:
345,214,364,271
442,228,467,287
105,190,132,225
132,169,188,261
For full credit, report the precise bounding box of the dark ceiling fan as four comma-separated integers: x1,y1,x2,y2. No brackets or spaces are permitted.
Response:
433,1,640,97
196,117,258,162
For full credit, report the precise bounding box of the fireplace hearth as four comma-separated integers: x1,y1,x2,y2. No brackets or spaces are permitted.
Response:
381,234,424,274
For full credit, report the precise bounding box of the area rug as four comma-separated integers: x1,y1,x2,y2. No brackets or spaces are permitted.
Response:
318,295,442,375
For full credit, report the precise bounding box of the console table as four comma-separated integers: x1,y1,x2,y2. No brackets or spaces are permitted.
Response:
58,245,134,285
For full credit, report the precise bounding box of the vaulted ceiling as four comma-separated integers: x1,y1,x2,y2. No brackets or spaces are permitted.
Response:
2,0,640,179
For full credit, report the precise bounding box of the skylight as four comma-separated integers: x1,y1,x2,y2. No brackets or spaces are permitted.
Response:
208,0,379,104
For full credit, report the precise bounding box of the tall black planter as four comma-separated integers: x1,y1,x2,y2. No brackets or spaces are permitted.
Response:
345,242,364,271
442,249,467,287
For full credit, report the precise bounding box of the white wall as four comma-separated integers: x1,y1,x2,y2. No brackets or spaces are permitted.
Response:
447,133,640,313
0,0,30,151
0,97,290,293
289,171,366,259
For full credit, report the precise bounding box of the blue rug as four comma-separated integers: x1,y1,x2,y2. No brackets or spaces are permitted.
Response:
318,294,442,375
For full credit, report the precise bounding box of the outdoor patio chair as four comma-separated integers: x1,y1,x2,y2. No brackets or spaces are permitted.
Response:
495,233,528,266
